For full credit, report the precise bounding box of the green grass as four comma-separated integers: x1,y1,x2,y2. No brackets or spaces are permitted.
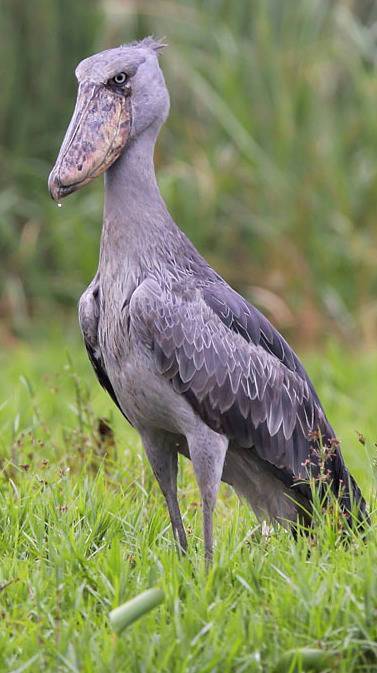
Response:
0,334,377,672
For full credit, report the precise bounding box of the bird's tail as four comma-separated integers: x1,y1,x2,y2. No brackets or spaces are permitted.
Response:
325,442,368,530
223,435,368,533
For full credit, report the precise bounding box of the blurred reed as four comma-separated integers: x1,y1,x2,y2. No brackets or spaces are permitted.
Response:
1,0,377,347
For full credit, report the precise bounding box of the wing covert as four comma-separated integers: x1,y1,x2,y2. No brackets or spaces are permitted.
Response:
203,282,320,402
131,279,330,482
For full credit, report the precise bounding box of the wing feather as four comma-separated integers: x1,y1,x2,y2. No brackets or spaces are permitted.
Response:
130,279,334,494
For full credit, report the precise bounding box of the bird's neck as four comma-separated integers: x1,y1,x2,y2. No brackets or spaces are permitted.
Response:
98,127,210,309
100,126,179,273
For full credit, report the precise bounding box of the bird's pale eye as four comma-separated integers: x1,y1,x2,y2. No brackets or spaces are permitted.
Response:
112,72,128,86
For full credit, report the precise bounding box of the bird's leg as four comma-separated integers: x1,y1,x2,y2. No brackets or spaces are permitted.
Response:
142,431,187,554
187,427,228,566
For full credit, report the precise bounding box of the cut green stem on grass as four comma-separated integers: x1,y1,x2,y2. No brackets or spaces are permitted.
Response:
274,647,339,672
109,588,165,633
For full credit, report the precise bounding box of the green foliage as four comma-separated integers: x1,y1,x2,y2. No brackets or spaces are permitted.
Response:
0,0,102,330
1,0,377,345
134,0,377,344
0,336,376,671
0,0,101,160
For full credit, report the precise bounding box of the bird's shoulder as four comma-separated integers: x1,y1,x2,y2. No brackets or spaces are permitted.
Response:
129,272,313,390
202,278,319,397
129,273,316,408
127,273,334,481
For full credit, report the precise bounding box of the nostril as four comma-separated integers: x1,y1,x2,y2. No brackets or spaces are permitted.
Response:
78,164,83,171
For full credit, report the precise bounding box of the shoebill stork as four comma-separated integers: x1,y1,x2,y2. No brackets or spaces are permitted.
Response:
49,38,366,561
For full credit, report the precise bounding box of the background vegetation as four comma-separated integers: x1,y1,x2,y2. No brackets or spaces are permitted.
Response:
1,0,377,346
1,2,377,671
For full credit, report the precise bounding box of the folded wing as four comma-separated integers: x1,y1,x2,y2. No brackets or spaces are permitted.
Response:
131,278,338,496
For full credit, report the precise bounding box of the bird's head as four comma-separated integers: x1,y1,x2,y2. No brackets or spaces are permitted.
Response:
48,37,169,201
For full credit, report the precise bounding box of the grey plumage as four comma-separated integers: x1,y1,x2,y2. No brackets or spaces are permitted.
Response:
49,38,366,562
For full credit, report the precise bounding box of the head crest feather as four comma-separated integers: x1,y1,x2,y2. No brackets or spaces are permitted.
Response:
124,36,167,55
